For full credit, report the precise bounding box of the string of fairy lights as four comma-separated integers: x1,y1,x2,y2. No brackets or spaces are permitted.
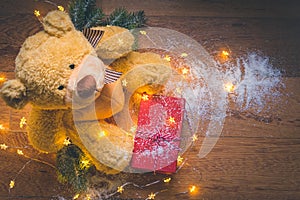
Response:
0,2,241,199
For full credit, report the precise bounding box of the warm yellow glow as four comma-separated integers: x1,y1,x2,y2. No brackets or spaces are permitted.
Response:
139,30,147,35
222,50,229,57
177,155,183,164
34,10,40,17
141,93,149,101
57,5,64,11
168,116,176,125
17,149,24,155
189,185,197,193
117,186,124,193
181,67,189,75
63,138,71,146
19,117,27,128
0,124,5,130
164,55,171,62
122,79,128,87
0,76,6,83
148,192,156,199
181,53,188,58
9,180,15,189
224,82,235,93
0,143,8,150
73,194,80,200
86,194,91,200
99,130,107,138
192,134,198,142
163,177,172,183
80,158,91,169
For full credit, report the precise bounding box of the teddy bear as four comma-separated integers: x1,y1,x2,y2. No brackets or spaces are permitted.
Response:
0,10,133,174
0,10,174,175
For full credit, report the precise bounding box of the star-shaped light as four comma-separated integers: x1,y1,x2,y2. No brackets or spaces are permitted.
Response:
164,55,171,62
117,186,124,193
19,117,27,128
17,149,24,155
9,180,15,189
177,155,183,164
0,143,8,150
63,138,71,146
192,134,198,142
57,5,64,11
139,30,147,35
224,82,235,93
181,67,189,75
148,192,156,199
189,185,197,193
73,194,80,200
168,116,176,125
122,79,128,87
34,10,40,17
141,93,149,101
163,177,172,183
80,158,91,169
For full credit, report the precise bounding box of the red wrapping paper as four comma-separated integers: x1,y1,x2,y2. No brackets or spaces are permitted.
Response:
131,95,185,173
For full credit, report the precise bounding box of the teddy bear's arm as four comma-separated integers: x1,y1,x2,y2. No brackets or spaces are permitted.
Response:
27,108,67,153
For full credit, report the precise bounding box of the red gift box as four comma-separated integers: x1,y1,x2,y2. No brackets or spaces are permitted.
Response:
131,95,185,173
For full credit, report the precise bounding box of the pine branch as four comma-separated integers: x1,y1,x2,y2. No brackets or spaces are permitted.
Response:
56,144,93,192
106,7,147,29
69,0,104,30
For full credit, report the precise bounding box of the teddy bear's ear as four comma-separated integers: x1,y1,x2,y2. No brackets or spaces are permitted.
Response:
0,79,29,109
43,10,75,37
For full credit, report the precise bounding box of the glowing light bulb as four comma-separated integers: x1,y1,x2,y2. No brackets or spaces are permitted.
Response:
0,124,5,130
17,150,24,155
181,53,188,57
222,50,229,57
0,75,6,83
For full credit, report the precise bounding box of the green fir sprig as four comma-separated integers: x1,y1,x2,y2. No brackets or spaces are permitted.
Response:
56,144,93,192
68,0,146,30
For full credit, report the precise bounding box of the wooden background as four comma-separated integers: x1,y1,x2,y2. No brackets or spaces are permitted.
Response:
0,0,299,199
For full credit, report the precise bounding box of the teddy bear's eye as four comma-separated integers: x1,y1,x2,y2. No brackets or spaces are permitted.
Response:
57,85,64,90
69,64,75,69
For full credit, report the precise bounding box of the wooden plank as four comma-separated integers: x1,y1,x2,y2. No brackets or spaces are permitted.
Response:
100,0,300,18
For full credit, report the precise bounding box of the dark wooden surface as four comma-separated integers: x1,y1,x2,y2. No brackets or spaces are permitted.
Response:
0,0,299,199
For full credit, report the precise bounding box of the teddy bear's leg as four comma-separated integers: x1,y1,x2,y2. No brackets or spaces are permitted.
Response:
27,108,67,153
62,111,120,174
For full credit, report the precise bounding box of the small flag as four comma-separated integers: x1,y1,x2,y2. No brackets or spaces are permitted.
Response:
104,69,122,84
82,28,104,48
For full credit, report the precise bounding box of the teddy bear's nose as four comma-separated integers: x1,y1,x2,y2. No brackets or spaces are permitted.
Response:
76,75,97,98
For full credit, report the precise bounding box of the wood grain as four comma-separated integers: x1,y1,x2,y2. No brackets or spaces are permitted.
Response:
0,0,299,199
